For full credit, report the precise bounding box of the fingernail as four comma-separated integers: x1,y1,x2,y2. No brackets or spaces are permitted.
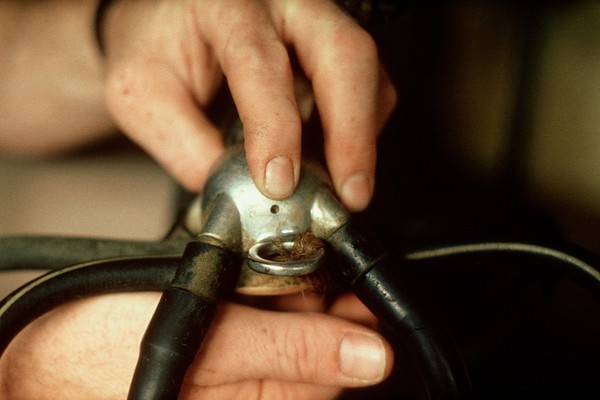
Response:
265,155,295,199
339,332,386,382
340,173,372,212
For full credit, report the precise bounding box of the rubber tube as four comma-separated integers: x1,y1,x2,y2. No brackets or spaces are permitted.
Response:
328,220,472,399
128,287,217,400
0,256,178,357
0,235,187,271
0,236,598,399
127,241,239,400
405,242,600,301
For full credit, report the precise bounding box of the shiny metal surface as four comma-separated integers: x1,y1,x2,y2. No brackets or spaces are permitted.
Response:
246,237,325,276
187,143,349,277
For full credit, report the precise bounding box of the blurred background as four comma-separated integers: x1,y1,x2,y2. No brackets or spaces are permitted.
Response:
0,142,176,293
361,2,600,399
1,1,599,399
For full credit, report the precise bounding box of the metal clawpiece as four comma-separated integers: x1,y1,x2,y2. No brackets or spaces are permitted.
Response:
127,142,350,399
187,143,349,278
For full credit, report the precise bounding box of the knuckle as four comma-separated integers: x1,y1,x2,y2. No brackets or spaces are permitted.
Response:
277,320,322,382
219,14,289,78
227,39,290,83
104,59,149,111
330,23,379,66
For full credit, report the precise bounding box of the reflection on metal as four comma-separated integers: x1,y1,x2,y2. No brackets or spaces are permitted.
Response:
247,235,325,276
179,142,349,290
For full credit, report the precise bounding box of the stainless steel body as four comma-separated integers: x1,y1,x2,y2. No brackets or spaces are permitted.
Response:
184,143,349,280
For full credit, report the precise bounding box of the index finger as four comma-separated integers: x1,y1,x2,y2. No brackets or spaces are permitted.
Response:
281,1,397,211
198,1,302,200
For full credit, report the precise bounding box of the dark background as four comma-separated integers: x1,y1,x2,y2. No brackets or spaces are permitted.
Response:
338,2,600,399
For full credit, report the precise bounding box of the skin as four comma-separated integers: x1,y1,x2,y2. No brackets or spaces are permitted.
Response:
100,0,396,211
0,0,396,212
0,292,393,400
0,0,397,398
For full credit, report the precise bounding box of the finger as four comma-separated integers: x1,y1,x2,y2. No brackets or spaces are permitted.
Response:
278,1,397,211
233,291,327,313
328,292,379,328
270,291,327,312
198,1,302,200
188,302,394,388
104,57,225,191
180,380,341,400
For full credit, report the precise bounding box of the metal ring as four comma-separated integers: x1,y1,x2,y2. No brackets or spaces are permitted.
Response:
246,240,324,276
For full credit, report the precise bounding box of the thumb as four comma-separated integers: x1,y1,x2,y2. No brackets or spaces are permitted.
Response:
187,302,394,388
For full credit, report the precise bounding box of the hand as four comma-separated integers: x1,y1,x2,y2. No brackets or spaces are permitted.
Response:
100,0,396,212
0,292,393,400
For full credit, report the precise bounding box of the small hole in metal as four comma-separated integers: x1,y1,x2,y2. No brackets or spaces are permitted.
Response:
270,204,280,214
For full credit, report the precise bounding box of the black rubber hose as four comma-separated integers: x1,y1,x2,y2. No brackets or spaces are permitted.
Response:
0,235,187,271
127,241,239,400
355,264,472,399
328,220,472,400
0,256,178,357
1,236,598,399
404,242,600,301
128,287,217,399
